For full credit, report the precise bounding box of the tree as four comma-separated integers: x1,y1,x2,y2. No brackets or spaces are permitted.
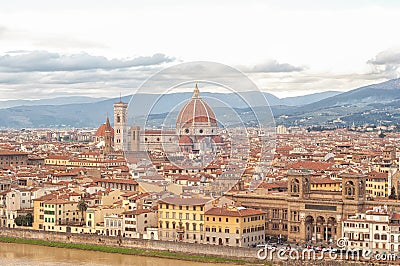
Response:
15,216,24,226
77,199,88,225
389,186,397,200
14,213,33,227
25,213,33,226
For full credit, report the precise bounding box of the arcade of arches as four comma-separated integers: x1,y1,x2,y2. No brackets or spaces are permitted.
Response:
226,172,400,244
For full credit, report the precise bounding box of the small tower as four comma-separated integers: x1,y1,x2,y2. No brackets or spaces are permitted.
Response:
341,174,366,201
114,100,128,151
104,117,112,155
287,171,310,199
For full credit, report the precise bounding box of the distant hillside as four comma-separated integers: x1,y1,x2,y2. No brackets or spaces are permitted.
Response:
296,79,400,113
0,96,108,109
276,78,400,127
280,91,341,106
1,80,396,128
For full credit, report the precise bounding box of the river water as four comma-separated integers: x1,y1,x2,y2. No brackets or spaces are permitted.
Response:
0,242,236,266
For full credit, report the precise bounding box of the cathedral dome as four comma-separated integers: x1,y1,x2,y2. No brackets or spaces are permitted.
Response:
176,84,217,129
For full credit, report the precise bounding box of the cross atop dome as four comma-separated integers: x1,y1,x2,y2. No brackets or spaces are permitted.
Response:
192,82,201,99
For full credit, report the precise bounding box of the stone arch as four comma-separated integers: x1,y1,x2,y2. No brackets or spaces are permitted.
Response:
305,216,315,242
327,217,337,242
316,216,326,242
345,181,355,196
291,178,300,193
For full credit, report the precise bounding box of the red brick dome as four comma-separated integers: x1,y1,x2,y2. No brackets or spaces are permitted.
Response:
176,85,217,128
95,117,114,137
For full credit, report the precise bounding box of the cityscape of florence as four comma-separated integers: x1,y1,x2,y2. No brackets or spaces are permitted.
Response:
1,1,400,265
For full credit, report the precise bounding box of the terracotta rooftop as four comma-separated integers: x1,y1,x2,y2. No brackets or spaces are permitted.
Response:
205,207,264,217
159,196,209,206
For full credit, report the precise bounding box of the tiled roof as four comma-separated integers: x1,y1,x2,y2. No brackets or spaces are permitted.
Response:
159,196,209,206
205,207,264,217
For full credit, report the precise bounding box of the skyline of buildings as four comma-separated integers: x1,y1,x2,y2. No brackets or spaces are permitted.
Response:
2,86,400,259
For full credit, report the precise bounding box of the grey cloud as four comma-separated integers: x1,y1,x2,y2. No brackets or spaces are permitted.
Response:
368,49,400,65
241,60,306,73
367,48,400,76
0,51,174,72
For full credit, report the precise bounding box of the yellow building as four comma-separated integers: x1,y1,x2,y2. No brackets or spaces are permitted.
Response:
32,194,55,230
158,197,209,243
204,206,265,247
366,171,388,198
310,178,341,191
43,198,81,231
44,156,70,166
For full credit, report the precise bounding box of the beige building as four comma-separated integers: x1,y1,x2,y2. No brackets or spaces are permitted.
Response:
204,206,265,247
342,206,390,252
122,209,157,239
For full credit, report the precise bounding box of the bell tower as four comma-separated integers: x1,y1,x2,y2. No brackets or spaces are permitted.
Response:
287,171,310,199
114,100,128,151
104,116,112,155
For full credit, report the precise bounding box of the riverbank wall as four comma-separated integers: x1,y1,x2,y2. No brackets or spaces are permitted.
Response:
0,228,259,262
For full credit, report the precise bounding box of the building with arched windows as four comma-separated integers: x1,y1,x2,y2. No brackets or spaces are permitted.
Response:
224,170,400,245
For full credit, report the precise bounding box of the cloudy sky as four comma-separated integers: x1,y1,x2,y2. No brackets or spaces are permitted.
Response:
1,0,400,100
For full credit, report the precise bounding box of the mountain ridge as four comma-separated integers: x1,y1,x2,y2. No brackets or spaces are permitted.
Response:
1,78,398,128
